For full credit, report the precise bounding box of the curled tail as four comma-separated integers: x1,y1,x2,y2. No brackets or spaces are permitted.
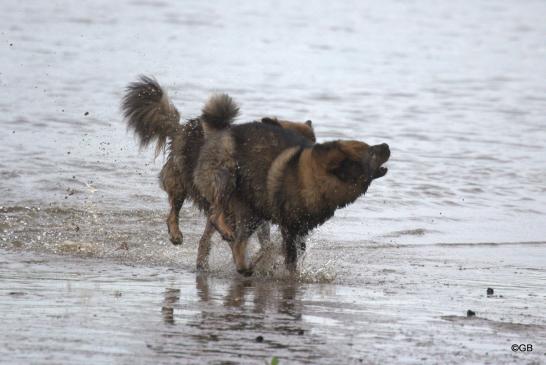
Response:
122,75,180,156
200,93,239,135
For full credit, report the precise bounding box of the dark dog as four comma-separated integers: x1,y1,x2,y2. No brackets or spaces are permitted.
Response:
121,76,315,269
194,97,390,275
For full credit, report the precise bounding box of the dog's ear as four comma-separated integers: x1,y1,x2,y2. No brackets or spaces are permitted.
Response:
313,141,370,171
305,120,312,127
337,141,370,161
312,142,346,171
261,117,280,127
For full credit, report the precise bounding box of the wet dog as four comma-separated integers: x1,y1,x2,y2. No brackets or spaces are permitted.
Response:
194,96,390,275
121,76,315,269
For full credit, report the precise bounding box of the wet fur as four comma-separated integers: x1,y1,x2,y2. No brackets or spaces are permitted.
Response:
195,119,390,274
122,76,316,270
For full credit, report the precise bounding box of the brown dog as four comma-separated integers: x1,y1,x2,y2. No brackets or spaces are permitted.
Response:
194,96,390,275
121,76,315,269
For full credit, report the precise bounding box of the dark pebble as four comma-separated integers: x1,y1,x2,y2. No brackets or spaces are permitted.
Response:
467,310,476,317
255,335,264,343
297,329,304,335
487,288,494,296
84,111,89,116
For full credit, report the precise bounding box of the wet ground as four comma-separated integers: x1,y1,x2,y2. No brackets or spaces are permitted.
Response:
1,0,546,363
2,245,545,364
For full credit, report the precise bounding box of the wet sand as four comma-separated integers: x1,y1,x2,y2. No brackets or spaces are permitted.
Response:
2,243,544,364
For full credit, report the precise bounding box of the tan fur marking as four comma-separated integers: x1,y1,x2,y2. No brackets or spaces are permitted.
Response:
298,144,366,214
337,140,369,160
277,120,316,142
267,146,301,207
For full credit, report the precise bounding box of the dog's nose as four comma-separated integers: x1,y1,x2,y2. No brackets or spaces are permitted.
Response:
380,143,390,158
372,143,390,159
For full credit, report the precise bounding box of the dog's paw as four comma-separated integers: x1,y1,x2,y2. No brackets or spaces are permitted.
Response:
169,234,183,246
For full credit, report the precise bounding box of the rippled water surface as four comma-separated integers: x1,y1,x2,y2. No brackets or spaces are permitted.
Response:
1,0,546,363
2,0,546,247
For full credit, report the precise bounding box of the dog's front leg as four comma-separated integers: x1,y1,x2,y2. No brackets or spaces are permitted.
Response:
196,219,216,271
247,222,272,272
281,228,300,273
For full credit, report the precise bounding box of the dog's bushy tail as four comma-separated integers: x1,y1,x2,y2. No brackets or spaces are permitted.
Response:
122,75,180,156
200,93,239,134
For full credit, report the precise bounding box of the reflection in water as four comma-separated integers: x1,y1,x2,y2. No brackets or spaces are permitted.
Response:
197,275,303,322
161,288,181,325
159,275,312,361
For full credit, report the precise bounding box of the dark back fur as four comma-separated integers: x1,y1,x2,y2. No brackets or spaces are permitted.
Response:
231,127,389,237
231,122,312,217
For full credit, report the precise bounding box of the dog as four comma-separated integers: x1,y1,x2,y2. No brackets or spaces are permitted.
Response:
121,76,315,269
194,96,390,275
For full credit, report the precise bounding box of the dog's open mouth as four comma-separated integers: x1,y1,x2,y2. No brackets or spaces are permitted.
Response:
373,166,388,179
369,143,390,180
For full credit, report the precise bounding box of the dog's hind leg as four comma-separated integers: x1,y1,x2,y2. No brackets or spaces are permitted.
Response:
229,221,257,276
208,167,236,241
196,219,216,271
256,222,271,248
231,235,251,276
166,191,185,245
248,222,271,271
209,211,233,242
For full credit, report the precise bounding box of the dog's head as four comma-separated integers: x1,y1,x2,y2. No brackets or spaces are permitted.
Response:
261,117,316,143
312,140,390,188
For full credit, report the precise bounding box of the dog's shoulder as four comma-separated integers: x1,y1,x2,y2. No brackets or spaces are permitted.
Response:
231,121,311,148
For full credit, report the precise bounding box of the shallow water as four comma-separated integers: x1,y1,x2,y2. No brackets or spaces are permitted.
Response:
2,0,546,250
1,0,546,363
2,247,545,364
